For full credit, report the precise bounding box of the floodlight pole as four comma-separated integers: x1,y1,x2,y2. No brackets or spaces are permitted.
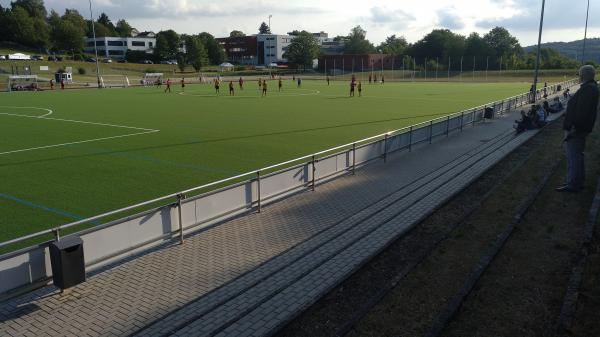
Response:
582,0,590,64
89,0,101,89
533,0,545,95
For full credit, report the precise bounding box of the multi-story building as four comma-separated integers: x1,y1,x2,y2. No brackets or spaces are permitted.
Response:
84,33,156,59
216,36,258,65
256,34,294,65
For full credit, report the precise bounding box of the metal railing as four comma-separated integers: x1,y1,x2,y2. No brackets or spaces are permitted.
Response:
0,78,578,251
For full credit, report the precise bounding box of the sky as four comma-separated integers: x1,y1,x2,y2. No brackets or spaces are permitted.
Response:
2,0,598,46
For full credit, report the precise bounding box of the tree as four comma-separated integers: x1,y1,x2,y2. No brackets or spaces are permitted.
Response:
229,30,245,38
96,12,117,36
198,32,225,65
154,29,180,60
377,35,408,55
0,5,10,41
115,19,133,37
483,27,522,68
259,22,271,34
6,6,48,48
464,32,494,70
344,26,375,54
185,35,209,71
11,0,46,19
407,29,465,60
283,31,320,69
49,9,85,52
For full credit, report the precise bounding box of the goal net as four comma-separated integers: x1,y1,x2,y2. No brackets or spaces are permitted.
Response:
7,75,38,92
99,75,130,88
142,73,164,86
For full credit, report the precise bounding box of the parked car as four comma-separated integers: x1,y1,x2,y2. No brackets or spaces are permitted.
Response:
31,55,44,61
48,56,63,61
0,55,5,60
117,59,127,63
142,60,154,64
102,59,113,63
86,57,97,62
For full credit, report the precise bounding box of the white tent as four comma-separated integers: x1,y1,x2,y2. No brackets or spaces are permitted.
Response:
219,62,234,72
8,53,31,60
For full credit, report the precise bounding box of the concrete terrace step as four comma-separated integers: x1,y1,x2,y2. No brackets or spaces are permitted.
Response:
136,128,533,337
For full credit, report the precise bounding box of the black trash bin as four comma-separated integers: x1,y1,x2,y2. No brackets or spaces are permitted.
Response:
484,107,494,119
49,236,86,290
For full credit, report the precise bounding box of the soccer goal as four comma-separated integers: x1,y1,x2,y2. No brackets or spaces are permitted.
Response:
99,74,130,88
142,73,164,86
7,75,38,92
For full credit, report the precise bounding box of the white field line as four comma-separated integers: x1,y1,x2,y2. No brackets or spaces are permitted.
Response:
0,106,161,155
177,89,321,98
0,130,159,155
0,105,54,117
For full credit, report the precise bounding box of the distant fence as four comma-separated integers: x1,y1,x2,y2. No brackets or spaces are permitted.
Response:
0,78,579,299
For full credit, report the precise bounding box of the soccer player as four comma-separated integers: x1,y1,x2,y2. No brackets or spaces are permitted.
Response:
297,77,301,88
262,80,268,97
239,77,244,90
374,74,378,83
358,81,362,97
181,78,185,92
259,78,262,88
60,79,65,90
229,81,235,96
369,74,372,84
278,78,283,92
49,79,54,90
165,78,171,93
214,78,220,95
381,75,385,84
350,81,355,97
326,76,330,86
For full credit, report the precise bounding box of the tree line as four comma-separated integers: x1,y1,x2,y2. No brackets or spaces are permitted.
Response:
285,25,581,70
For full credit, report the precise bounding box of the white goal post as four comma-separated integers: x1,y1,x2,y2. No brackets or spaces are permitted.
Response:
142,73,164,86
7,75,38,92
99,74,130,88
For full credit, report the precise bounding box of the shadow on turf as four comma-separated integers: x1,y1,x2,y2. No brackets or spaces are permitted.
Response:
0,112,450,167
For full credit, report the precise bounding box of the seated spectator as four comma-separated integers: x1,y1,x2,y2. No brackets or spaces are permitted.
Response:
515,110,533,133
563,88,571,99
535,104,547,126
544,99,564,114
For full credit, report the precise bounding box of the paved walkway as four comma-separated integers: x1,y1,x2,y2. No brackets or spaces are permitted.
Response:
0,101,562,337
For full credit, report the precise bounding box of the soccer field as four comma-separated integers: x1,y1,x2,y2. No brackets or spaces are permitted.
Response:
0,80,529,243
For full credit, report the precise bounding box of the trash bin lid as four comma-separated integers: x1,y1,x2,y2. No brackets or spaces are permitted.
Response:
52,236,83,249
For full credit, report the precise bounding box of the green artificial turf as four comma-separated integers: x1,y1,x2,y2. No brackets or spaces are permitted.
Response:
0,80,529,245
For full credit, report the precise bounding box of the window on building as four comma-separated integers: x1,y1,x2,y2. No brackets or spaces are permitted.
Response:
95,40,105,47
108,40,124,46
131,41,146,47
108,50,125,55
149,42,153,48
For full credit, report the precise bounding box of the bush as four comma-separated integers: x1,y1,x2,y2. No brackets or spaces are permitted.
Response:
78,67,86,75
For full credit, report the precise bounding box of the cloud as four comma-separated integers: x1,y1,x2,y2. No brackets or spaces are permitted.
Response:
475,0,598,31
437,8,465,30
43,0,327,20
368,6,416,30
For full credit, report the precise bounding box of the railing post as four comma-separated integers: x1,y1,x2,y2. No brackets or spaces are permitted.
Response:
53,228,60,242
472,109,476,126
460,111,464,131
256,171,261,213
383,133,388,163
311,155,316,191
352,143,356,175
446,116,450,136
428,121,433,144
177,193,185,245
408,126,413,152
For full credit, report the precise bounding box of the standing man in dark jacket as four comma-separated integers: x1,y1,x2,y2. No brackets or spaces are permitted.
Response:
556,65,599,192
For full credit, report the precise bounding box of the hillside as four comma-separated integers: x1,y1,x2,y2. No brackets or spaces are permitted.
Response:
524,38,600,64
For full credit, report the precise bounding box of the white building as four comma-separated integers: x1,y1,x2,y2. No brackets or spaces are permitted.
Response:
256,34,294,65
84,35,156,59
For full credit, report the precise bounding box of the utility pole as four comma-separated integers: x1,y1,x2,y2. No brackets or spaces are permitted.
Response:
533,0,545,98
582,0,590,64
89,0,101,88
